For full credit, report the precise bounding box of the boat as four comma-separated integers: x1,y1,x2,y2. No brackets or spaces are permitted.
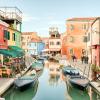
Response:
62,65,80,76
69,75,89,90
32,61,44,72
14,75,37,91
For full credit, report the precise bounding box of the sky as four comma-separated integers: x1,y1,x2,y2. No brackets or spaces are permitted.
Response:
0,0,100,37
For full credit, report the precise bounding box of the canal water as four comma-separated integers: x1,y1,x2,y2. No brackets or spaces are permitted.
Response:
3,61,100,100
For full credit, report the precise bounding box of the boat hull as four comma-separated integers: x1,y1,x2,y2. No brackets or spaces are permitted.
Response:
70,76,89,90
14,76,37,91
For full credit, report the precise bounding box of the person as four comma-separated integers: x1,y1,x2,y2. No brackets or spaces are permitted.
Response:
86,56,89,64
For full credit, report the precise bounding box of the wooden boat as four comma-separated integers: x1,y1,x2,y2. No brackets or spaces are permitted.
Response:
69,75,89,90
62,66,80,76
14,75,37,91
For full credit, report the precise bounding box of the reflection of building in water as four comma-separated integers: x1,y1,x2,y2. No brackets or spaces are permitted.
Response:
48,74,60,86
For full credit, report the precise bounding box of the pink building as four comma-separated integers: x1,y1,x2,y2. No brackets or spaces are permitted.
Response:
91,17,100,66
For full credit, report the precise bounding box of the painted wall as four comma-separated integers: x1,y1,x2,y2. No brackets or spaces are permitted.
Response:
0,21,8,49
28,42,45,55
37,42,45,55
7,28,16,46
28,42,38,55
15,31,21,47
65,20,93,59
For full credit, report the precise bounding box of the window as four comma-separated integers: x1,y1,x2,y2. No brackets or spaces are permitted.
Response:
70,24,74,31
50,42,54,45
4,30,10,40
82,49,86,55
56,41,60,45
69,48,74,54
69,36,74,42
83,36,87,42
12,33,16,41
82,24,87,30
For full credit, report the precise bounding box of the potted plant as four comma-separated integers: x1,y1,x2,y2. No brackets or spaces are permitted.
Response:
91,64,100,80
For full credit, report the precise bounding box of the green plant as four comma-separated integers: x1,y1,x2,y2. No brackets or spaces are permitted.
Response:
91,64,100,72
4,58,9,63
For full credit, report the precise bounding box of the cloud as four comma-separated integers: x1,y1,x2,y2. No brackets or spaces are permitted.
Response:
22,13,40,22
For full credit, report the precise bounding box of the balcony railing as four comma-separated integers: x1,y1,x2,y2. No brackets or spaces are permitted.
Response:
0,7,22,22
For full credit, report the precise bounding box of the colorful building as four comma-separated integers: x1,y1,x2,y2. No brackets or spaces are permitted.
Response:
63,17,96,60
0,7,22,47
21,32,37,53
87,17,100,66
48,27,62,55
0,20,9,49
28,38,45,56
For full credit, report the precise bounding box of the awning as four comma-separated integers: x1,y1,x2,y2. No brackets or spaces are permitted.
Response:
0,46,24,58
42,49,49,52
9,46,24,52
9,46,25,56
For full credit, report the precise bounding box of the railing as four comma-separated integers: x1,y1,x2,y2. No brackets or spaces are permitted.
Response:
0,7,22,22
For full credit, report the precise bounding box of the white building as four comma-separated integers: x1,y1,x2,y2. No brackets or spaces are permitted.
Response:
48,27,62,55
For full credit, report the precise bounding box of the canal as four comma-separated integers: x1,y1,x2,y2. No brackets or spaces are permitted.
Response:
3,61,100,100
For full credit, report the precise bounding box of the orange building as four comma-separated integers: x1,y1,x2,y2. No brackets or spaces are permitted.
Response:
63,17,96,60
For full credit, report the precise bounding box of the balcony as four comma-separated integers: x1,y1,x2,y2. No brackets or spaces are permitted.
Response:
0,7,22,23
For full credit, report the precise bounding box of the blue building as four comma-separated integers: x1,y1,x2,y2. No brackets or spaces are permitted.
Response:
28,38,45,56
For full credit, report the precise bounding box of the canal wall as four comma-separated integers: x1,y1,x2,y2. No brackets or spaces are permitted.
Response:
0,78,14,96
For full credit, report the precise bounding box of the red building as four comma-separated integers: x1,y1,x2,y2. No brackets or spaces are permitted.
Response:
0,20,9,49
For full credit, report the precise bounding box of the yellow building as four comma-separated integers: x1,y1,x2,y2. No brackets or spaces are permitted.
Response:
21,32,38,53
7,27,16,46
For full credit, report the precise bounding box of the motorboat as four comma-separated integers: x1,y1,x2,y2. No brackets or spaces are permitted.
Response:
62,65,80,76
69,75,89,90
14,75,37,91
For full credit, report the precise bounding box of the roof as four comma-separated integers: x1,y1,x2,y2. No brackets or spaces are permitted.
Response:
30,38,42,42
67,17,97,21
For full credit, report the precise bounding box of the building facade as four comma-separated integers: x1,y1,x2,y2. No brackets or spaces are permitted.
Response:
64,18,96,60
0,7,22,47
48,27,62,56
87,17,100,66
0,20,9,49
28,38,45,56
21,32,37,53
